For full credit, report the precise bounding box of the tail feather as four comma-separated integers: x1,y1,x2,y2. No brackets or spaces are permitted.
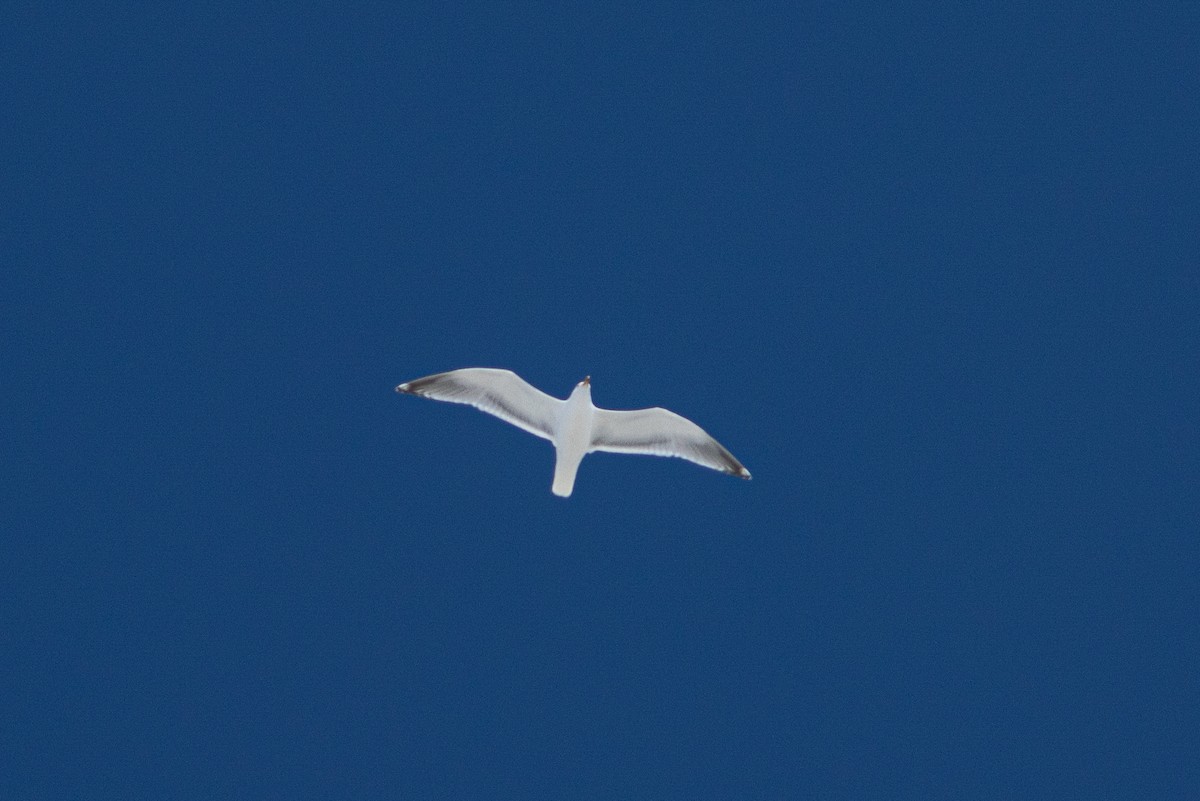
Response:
552,451,580,497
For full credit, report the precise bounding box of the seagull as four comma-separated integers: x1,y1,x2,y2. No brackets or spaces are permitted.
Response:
395,368,751,497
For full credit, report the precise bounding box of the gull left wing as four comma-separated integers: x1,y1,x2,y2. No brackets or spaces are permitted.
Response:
589,406,750,478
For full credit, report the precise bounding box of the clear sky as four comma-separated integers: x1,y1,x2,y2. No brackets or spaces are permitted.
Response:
5,4,1198,799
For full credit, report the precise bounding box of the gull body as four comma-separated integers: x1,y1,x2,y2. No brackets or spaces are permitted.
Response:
395,368,750,497
552,378,595,496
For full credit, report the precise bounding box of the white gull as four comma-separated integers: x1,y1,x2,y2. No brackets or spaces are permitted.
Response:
395,368,751,497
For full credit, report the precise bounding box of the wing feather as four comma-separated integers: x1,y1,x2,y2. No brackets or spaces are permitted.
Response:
395,368,562,441
589,407,750,478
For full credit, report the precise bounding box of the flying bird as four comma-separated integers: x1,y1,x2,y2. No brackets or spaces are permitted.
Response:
395,368,751,497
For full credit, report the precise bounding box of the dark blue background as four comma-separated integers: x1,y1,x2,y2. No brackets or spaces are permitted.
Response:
5,5,1197,798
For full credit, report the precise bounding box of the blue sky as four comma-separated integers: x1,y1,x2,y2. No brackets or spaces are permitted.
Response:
5,5,1198,798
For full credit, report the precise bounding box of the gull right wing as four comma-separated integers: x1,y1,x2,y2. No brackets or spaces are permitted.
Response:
395,368,563,441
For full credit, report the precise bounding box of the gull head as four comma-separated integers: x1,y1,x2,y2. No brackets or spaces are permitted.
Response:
580,376,590,386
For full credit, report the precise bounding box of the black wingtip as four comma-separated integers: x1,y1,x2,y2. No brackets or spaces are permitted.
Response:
395,372,452,397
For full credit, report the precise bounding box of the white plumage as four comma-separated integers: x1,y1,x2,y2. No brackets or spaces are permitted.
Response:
395,368,751,497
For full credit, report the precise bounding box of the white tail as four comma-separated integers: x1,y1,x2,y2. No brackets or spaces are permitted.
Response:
551,449,582,497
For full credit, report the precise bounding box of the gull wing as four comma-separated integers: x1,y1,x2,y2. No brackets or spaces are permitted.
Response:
589,407,751,479
395,368,563,441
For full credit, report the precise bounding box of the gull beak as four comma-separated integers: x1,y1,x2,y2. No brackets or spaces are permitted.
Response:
582,376,590,386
